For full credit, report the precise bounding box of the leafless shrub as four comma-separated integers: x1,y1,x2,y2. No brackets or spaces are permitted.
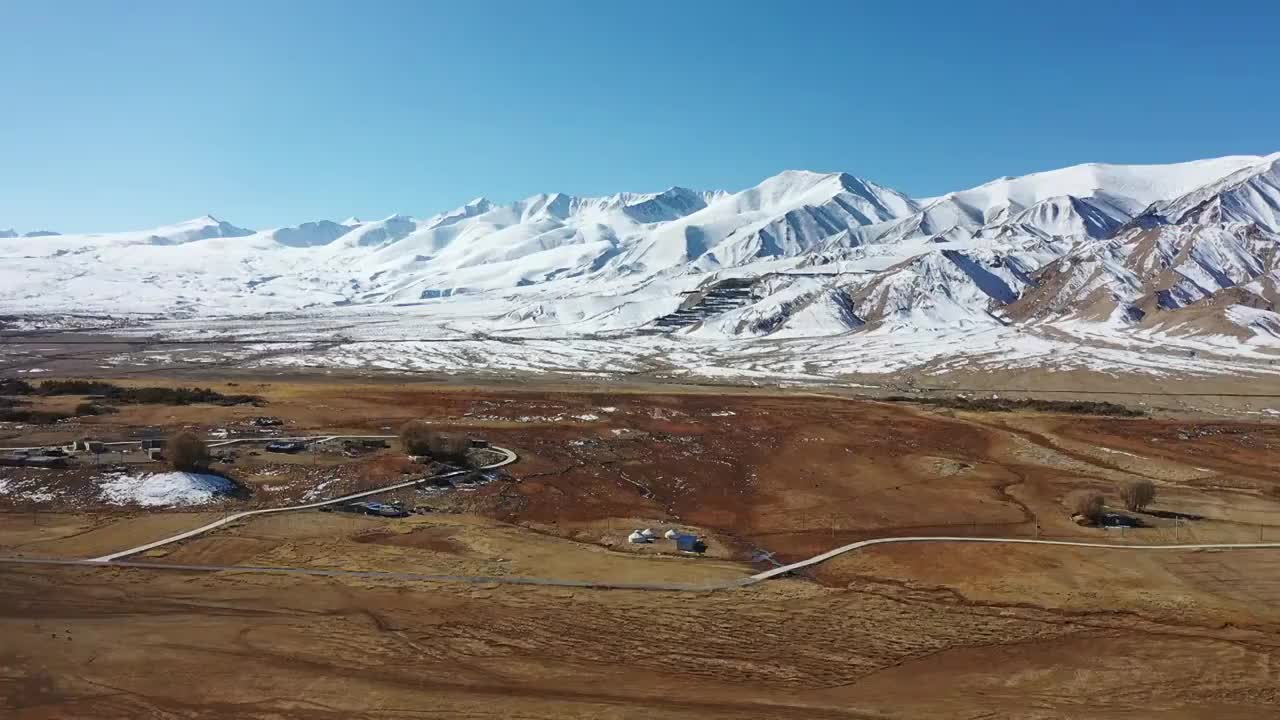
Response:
1120,479,1156,512
428,432,471,463
400,422,471,464
399,420,437,457
167,431,210,472
1072,492,1105,524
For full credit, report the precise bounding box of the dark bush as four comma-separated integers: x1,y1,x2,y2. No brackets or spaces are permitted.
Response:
36,379,118,396
399,420,437,456
428,433,471,463
36,379,261,406
0,378,35,395
74,402,119,416
883,395,1143,417
399,422,471,464
0,408,69,424
167,431,210,472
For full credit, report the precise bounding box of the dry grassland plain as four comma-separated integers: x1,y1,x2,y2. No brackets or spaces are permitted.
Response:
2,376,1280,718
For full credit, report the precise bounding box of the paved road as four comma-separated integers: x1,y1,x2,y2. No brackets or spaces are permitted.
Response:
88,443,517,562
4,534,1277,593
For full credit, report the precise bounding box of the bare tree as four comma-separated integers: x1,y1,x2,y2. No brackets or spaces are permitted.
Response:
1072,492,1105,524
1120,479,1156,512
167,431,210,473
400,421,473,465
428,432,471,464
399,420,437,457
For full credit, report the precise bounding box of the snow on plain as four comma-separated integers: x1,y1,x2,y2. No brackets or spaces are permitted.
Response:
80,307,1280,382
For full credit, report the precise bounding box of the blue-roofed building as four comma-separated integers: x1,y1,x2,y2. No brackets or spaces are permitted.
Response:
675,534,705,553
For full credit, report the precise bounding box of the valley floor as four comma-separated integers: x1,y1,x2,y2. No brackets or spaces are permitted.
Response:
7,302,1280,386
2,378,1280,717
5,316,1280,417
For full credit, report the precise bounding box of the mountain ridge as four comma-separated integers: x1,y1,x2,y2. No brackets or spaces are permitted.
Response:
3,151,1279,366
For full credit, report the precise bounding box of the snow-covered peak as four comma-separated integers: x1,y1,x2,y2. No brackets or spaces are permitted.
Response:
923,154,1268,219
514,192,573,221
621,187,717,223
267,219,355,247
982,202,1022,225
725,170,914,218
179,214,231,228
849,247,1037,331
1145,153,1280,231
321,214,419,251
424,197,496,229
988,195,1128,240
139,215,254,245
630,171,922,269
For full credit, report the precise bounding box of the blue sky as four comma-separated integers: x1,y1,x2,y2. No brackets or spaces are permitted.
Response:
3,1,1278,233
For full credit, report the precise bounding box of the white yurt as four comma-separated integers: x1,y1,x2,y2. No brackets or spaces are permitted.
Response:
628,530,649,544
663,529,679,540
640,528,657,540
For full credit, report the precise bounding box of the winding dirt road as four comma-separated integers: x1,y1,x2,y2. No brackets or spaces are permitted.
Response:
4,433,1278,591
88,442,517,561
3,535,1277,593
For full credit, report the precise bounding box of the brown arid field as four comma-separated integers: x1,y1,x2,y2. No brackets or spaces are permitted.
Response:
3,376,1280,719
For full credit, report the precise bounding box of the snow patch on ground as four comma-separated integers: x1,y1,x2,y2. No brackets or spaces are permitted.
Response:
0,475,61,504
303,477,341,500
97,471,236,507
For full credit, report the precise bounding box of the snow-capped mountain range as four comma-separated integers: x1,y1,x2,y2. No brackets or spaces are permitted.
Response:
4,152,1280,379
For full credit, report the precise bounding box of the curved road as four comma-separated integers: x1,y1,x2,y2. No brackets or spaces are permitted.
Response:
3,433,1278,590
1,535,1276,593
88,443,517,562
1,434,412,454
747,536,1280,582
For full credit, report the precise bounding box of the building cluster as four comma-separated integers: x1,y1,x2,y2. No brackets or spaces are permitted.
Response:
627,527,706,553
